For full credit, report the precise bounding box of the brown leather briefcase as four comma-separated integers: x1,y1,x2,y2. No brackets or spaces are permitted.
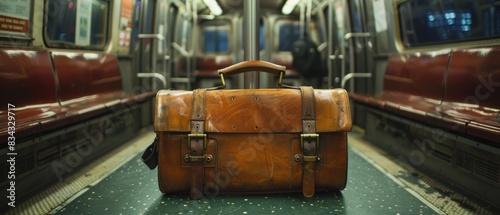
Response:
152,61,351,199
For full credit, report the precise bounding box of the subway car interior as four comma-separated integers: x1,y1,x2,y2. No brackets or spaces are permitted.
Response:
1,0,500,214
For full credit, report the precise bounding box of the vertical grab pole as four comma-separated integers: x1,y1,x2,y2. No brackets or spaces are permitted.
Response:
243,0,260,89
299,2,305,40
327,0,334,88
306,0,312,38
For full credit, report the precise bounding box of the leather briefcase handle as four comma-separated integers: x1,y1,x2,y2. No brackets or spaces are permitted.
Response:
214,60,290,89
218,60,285,77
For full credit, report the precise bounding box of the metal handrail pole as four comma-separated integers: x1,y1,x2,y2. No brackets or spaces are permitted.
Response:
243,0,260,89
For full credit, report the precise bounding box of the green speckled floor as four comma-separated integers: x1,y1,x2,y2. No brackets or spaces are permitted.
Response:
54,147,439,215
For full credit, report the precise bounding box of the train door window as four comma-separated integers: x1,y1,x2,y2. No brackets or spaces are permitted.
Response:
45,0,109,49
334,1,346,48
203,22,230,53
130,0,142,51
276,20,301,52
118,0,134,54
156,1,168,55
167,6,178,42
175,13,192,50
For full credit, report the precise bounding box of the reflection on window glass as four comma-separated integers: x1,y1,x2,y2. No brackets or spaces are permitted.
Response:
130,1,141,50
399,0,500,47
46,0,108,48
278,21,300,51
259,24,265,50
203,23,229,53
176,14,192,50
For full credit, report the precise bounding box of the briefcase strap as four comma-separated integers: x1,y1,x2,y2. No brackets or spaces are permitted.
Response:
140,135,158,170
300,86,318,198
189,89,207,200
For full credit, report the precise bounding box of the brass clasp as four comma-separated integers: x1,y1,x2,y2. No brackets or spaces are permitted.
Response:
188,133,207,150
300,134,319,150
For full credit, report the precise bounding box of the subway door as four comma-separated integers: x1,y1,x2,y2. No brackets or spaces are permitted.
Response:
114,0,143,132
364,0,398,94
326,0,346,89
154,0,169,91
344,0,375,127
130,0,158,127
170,6,193,90
343,0,374,92
165,3,178,89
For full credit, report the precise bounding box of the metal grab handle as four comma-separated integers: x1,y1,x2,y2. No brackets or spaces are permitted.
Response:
213,61,287,90
344,32,371,40
172,42,190,57
342,32,372,91
138,34,165,40
341,73,372,89
137,73,167,89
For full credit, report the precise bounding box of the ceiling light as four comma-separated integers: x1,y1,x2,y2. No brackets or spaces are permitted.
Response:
203,0,223,16
282,0,300,15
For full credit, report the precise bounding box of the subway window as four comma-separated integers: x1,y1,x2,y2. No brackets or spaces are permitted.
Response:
45,0,109,49
203,22,229,53
399,0,500,47
277,20,301,52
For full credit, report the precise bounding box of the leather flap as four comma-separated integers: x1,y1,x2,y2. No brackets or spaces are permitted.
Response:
154,88,351,133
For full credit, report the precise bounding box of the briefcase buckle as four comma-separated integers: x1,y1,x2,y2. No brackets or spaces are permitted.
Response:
188,134,207,150
300,134,319,149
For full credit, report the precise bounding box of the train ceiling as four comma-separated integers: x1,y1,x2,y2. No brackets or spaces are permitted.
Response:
197,0,327,16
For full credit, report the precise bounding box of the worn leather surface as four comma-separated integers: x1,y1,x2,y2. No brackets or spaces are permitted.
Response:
155,88,351,196
155,88,351,133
